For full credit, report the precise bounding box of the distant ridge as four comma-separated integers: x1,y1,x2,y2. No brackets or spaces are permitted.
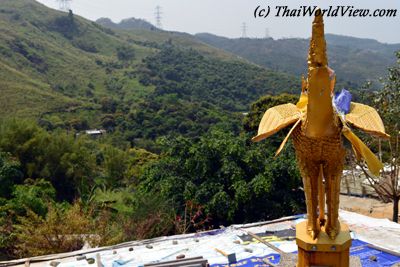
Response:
195,32,400,87
96,15,400,88
96,17,158,31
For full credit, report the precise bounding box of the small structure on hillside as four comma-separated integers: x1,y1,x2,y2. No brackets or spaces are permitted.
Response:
76,129,106,138
85,129,106,136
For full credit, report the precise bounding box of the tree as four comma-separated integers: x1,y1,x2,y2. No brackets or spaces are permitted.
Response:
13,202,92,258
139,128,304,226
100,96,118,113
116,45,135,61
0,153,23,199
6,179,56,217
0,119,98,201
0,179,56,257
50,10,78,39
360,51,400,223
101,146,128,187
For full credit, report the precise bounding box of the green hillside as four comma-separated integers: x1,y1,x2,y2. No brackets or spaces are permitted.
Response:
97,16,400,89
0,0,298,141
0,0,156,118
94,23,239,62
0,60,76,116
195,33,400,88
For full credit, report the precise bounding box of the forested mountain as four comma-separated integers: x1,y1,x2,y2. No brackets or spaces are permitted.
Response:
95,18,236,61
0,0,297,141
97,15,400,89
195,33,400,88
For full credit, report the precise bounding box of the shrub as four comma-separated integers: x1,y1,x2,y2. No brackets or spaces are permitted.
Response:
116,45,135,61
13,202,92,258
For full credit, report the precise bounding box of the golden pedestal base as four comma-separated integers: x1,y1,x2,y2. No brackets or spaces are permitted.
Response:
296,221,352,267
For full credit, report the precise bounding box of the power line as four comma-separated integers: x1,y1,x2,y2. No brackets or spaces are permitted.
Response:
241,22,247,38
155,5,162,29
57,0,72,11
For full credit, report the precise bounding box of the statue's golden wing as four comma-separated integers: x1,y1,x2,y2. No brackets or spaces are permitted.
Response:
252,103,301,142
345,102,390,139
342,127,383,176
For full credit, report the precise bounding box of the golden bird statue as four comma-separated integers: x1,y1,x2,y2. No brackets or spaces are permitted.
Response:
252,12,389,240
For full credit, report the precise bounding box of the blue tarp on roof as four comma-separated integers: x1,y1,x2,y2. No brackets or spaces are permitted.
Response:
211,239,400,267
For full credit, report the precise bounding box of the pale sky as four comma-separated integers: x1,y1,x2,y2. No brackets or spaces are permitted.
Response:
36,0,400,43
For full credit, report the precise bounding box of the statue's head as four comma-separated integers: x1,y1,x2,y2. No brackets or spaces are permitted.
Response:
308,12,328,69
305,11,336,137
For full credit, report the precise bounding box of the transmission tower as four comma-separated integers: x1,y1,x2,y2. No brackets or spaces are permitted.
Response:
241,23,247,38
155,6,163,29
57,0,72,11
265,28,270,38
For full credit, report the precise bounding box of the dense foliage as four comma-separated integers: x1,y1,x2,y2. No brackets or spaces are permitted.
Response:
0,93,305,259
195,33,400,88
374,51,400,134
361,52,400,222
139,129,304,226
109,92,241,151
140,45,297,111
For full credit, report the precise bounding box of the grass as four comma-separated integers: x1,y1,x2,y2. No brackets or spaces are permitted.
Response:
0,0,158,119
